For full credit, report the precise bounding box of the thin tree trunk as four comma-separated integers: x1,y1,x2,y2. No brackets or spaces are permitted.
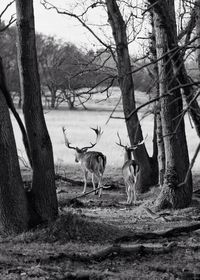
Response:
0,63,28,234
196,0,200,74
149,13,165,186
105,0,158,192
153,8,192,209
50,89,56,109
16,0,58,224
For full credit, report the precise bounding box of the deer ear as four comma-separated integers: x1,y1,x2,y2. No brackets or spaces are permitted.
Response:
133,162,140,176
135,164,140,175
82,148,88,153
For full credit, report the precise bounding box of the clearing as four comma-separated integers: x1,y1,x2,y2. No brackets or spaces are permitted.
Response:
0,165,200,280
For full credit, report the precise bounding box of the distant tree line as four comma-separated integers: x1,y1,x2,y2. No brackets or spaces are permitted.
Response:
0,22,155,110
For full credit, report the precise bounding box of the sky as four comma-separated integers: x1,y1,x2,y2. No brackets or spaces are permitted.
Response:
0,0,109,51
0,0,144,55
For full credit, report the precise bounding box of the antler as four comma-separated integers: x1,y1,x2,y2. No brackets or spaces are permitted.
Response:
62,127,76,150
116,132,127,148
82,126,103,150
116,132,145,150
130,135,147,150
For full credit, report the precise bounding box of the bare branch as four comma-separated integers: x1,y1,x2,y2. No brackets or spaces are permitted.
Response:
178,142,200,187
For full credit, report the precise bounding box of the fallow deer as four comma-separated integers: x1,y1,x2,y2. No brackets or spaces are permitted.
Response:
116,133,141,205
62,126,106,197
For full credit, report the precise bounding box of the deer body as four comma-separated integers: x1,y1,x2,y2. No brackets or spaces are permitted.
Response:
76,149,106,196
122,155,139,204
62,127,106,197
117,134,140,205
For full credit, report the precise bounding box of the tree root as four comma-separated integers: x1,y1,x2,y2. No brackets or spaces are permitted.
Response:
142,207,170,222
39,242,175,264
148,265,200,279
114,222,200,244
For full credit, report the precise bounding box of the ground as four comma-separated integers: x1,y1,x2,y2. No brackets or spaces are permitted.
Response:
0,165,200,280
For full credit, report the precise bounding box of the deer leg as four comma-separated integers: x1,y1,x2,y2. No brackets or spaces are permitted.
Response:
97,175,103,197
92,173,97,195
129,187,134,205
82,170,88,193
126,184,130,204
133,184,137,205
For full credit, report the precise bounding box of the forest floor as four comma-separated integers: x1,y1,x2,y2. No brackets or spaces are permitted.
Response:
0,165,200,280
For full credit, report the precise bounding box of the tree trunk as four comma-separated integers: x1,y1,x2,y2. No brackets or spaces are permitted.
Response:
153,8,193,209
50,89,56,109
196,0,200,74
16,0,58,224
149,13,165,186
105,0,158,193
148,0,200,138
0,64,28,234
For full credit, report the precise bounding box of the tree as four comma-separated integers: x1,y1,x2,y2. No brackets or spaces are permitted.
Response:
151,1,193,209
0,24,21,107
105,0,158,192
0,58,29,234
41,0,159,193
37,35,114,109
15,0,58,223
148,0,200,138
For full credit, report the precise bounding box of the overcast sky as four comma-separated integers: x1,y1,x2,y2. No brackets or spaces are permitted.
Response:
0,0,144,55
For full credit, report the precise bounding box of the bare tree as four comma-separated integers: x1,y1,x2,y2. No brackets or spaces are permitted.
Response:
0,58,29,234
41,0,158,193
151,2,193,209
15,0,58,223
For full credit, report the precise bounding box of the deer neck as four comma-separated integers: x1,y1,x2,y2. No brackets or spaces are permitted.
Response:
124,149,132,162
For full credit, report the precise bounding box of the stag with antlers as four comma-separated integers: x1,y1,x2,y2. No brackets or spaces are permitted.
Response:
116,133,142,205
62,126,106,197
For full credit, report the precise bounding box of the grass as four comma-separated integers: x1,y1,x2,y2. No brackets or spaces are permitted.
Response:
11,88,200,173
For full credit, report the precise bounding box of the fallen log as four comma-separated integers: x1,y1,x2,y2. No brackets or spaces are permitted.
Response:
55,173,118,190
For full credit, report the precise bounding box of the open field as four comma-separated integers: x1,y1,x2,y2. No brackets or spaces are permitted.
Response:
11,88,200,173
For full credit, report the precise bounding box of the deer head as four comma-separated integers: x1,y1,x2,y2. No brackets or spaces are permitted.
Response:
116,132,145,161
62,126,103,162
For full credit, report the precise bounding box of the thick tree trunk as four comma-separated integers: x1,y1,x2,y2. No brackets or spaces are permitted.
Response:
16,0,58,223
153,9,192,209
105,0,158,192
0,65,28,234
148,0,200,138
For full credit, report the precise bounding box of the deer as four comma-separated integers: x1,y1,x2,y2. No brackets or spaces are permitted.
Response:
116,133,142,205
62,126,106,197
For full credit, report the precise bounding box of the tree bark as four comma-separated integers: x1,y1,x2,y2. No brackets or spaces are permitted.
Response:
153,7,193,209
105,0,158,192
148,0,200,138
149,13,165,186
16,0,58,223
0,63,28,234
196,0,200,74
